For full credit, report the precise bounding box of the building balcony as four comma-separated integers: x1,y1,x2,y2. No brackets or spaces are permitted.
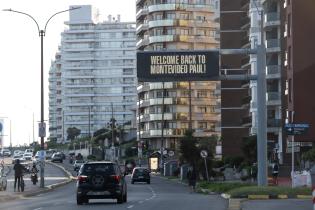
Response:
149,98,174,105
136,36,149,49
265,39,281,53
266,91,281,106
267,119,282,128
136,7,148,20
241,116,252,127
149,82,174,90
148,3,214,13
241,95,251,105
137,84,150,92
149,19,175,28
264,12,280,28
136,23,149,35
136,0,145,6
193,113,220,121
266,65,281,79
137,99,150,108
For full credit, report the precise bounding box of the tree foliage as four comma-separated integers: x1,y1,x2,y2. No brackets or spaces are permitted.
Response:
241,135,257,164
179,130,199,166
66,127,81,141
302,148,315,162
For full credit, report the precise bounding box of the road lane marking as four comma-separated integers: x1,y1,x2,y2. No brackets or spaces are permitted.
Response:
127,205,134,208
33,208,42,210
138,201,144,204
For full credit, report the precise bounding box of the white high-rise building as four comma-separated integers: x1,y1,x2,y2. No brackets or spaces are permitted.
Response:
49,5,137,143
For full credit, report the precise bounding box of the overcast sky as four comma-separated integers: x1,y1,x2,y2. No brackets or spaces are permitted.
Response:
0,0,136,147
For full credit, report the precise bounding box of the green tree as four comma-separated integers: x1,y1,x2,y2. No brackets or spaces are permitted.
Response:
66,127,81,141
179,130,199,166
241,135,257,164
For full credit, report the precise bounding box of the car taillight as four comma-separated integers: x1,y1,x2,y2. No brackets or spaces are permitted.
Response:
78,175,88,183
111,175,121,182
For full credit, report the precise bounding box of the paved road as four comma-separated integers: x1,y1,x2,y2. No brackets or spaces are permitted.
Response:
242,199,312,210
0,173,228,210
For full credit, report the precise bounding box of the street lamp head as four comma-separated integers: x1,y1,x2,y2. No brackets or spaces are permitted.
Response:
69,6,81,11
2,8,12,11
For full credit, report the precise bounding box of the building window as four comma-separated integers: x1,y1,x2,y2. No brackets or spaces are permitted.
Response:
197,90,207,97
154,44,164,50
198,122,207,129
155,13,163,20
198,106,207,113
166,12,176,19
166,28,176,35
180,13,189,20
180,29,189,35
155,28,163,35
181,122,189,129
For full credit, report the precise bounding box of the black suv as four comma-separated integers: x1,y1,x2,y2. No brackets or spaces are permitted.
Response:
131,167,150,184
76,161,127,205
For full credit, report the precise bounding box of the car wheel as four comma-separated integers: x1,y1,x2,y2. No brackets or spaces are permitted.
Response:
77,196,84,205
117,193,124,204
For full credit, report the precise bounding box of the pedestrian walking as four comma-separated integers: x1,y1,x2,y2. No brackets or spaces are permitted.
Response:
272,162,279,185
13,159,27,192
187,167,197,193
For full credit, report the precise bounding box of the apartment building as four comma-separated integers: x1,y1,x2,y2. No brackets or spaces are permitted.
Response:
49,5,137,143
136,0,221,152
284,0,315,163
220,0,285,162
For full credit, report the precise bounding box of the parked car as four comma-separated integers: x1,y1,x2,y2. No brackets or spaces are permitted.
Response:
1,149,11,157
24,149,33,155
12,154,24,164
51,153,63,163
23,153,33,161
73,159,85,171
131,167,151,184
76,161,127,205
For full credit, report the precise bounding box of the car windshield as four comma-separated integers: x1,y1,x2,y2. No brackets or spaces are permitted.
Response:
81,164,115,175
76,160,85,163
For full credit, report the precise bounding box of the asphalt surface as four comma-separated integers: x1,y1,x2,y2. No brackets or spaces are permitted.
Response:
0,174,228,210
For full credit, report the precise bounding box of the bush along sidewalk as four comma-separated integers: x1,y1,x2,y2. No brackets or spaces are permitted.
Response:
196,181,253,194
227,186,312,199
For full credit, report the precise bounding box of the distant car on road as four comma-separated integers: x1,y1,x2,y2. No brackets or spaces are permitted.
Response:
76,161,127,205
73,159,85,171
23,153,33,161
12,154,24,164
1,149,11,157
51,153,63,163
131,167,151,184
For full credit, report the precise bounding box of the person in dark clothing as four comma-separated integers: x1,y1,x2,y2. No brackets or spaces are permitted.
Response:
187,167,197,193
13,159,27,192
272,162,279,185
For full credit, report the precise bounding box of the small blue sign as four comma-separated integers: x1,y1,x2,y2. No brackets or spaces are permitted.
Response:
284,123,310,135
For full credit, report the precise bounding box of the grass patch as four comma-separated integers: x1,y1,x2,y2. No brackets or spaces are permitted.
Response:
167,176,179,180
197,181,253,193
228,186,311,198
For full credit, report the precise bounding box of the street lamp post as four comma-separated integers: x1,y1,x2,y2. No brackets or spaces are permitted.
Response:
3,6,81,188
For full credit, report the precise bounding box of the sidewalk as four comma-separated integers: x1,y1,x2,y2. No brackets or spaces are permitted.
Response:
0,158,73,202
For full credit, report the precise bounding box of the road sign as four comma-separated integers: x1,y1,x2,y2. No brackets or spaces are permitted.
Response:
284,123,310,135
200,150,208,158
38,122,46,137
168,150,175,157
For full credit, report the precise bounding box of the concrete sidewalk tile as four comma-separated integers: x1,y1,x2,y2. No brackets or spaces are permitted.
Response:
277,194,288,199
296,195,312,199
228,198,243,210
248,195,269,199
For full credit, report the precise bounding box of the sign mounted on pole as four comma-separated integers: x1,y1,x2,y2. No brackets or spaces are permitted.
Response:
284,123,310,135
137,50,219,82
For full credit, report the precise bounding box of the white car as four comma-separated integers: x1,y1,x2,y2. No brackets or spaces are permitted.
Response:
12,154,24,164
1,149,11,157
23,153,33,161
